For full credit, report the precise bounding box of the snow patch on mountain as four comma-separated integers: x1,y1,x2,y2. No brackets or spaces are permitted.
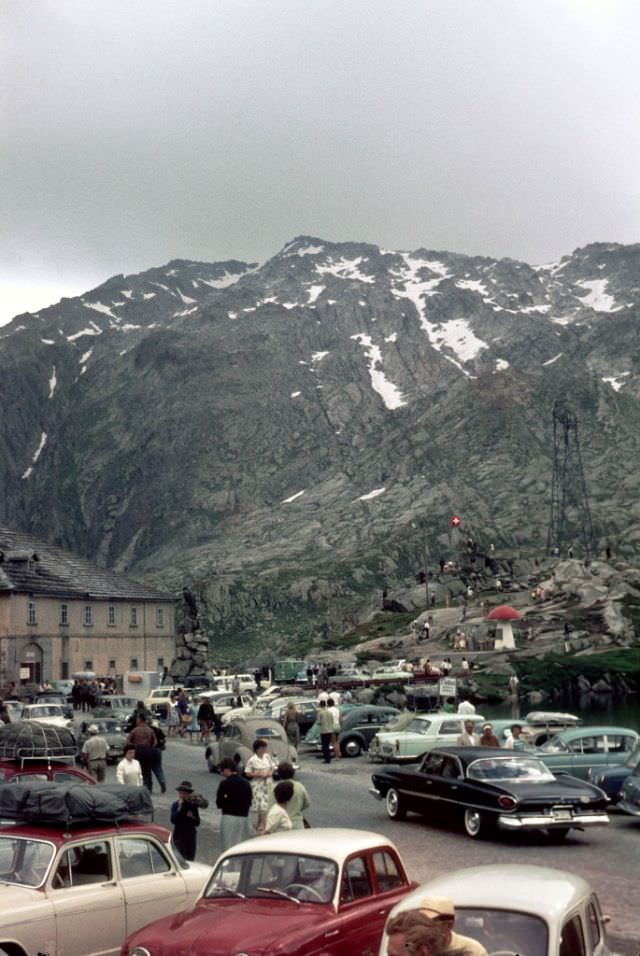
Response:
602,372,630,391
575,279,621,313
456,279,489,295
200,270,248,289
307,285,325,304
83,301,116,319
67,327,101,342
316,257,375,284
351,334,407,410
21,432,47,479
543,353,563,366
48,366,57,398
282,489,306,503
356,487,386,501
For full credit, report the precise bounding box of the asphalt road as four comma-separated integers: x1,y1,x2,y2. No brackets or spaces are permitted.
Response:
103,737,640,954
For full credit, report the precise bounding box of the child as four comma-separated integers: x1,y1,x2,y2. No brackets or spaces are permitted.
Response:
264,780,293,834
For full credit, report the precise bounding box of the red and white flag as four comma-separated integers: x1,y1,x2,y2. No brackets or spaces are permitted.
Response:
450,515,461,527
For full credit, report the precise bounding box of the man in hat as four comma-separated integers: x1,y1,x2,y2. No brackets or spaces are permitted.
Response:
81,724,109,782
171,781,200,860
385,897,487,956
478,722,499,747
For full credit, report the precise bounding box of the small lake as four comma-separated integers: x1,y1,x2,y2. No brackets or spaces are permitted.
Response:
484,695,640,731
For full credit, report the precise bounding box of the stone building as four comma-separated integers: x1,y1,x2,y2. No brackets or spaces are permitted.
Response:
0,528,176,687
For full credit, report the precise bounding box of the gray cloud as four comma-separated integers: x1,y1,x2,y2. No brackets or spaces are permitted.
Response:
2,0,640,322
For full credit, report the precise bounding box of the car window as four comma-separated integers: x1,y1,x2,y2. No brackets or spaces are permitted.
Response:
567,735,601,755
455,908,547,956
54,771,89,784
10,772,49,783
0,836,54,887
468,757,554,782
421,753,445,775
207,852,337,903
117,837,171,878
607,734,635,753
441,757,461,779
439,720,463,734
540,737,569,753
586,898,601,948
559,914,587,956
372,851,404,893
54,841,112,888
406,718,431,733
340,855,372,903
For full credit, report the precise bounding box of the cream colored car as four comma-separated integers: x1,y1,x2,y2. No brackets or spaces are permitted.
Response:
0,820,211,956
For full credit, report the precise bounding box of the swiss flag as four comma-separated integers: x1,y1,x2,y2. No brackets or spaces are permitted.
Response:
450,515,462,527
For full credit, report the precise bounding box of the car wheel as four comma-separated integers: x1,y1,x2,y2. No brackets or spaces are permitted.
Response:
385,788,407,820
463,808,486,838
341,737,362,758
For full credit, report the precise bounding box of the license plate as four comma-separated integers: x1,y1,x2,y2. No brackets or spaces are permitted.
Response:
553,809,572,821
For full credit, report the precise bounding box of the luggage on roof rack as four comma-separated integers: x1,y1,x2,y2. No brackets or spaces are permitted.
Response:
0,721,77,762
0,782,153,825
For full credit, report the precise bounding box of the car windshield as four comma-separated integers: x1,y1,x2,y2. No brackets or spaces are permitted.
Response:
468,757,555,782
454,907,548,956
206,853,338,903
539,737,570,754
94,721,121,733
405,718,431,734
30,706,62,717
0,836,55,887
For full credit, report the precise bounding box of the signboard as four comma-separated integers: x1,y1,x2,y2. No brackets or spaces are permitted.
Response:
438,677,457,698
19,667,31,680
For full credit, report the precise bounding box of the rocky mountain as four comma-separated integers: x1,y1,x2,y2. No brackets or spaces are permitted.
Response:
2,237,640,661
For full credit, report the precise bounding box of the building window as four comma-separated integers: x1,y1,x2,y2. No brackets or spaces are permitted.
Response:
107,605,116,626
83,605,93,626
156,607,164,628
61,662,69,680
60,603,69,626
108,659,116,670
27,601,37,625
84,659,93,671
157,657,164,670
130,607,138,627
130,657,138,671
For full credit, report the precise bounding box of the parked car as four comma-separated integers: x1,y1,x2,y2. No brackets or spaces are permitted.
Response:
143,686,176,719
205,716,298,772
77,718,128,763
587,739,640,805
267,698,319,737
122,828,415,956
0,761,95,785
370,746,610,839
332,666,371,686
368,712,486,763
370,662,411,682
93,695,140,720
305,705,401,758
196,690,254,719
213,673,257,693
618,761,640,817
537,726,639,779
522,710,582,746
379,864,623,955
31,691,74,720
0,819,212,956
20,703,74,731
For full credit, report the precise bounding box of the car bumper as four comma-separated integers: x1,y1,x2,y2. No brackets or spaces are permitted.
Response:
617,798,640,817
369,787,383,800
498,811,610,829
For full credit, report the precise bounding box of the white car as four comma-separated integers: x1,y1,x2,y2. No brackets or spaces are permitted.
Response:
143,686,176,715
20,704,73,731
369,712,485,763
379,864,622,956
196,691,254,720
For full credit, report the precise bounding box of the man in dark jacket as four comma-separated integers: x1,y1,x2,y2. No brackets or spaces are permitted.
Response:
126,713,157,791
171,780,200,861
216,757,253,851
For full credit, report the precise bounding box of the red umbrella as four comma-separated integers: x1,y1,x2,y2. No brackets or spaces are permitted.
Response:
486,605,521,621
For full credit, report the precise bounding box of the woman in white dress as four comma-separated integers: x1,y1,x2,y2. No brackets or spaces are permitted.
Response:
244,738,275,834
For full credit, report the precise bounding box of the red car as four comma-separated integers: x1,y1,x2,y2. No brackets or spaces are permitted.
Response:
0,760,95,785
122,828,416,956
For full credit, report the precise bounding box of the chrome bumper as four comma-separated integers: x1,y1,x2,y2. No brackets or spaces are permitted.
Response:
499,811,610,829
369,787,383,800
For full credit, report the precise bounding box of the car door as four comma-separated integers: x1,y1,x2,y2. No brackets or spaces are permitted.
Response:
48,838,125,956
566,733,607,778
116,835,188,936
433,717,464,747
328,852,388,956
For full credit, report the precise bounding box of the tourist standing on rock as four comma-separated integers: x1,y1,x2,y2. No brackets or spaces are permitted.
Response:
216,758,253,850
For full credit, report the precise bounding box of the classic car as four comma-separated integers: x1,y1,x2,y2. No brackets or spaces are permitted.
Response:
331,666,371,686
370,746,610,839
0,819,211,956
266,698,319,737
522,710,582,746
370,662,411,682
20,702,74,731
305,705,401,758
536,726,639,779
368,712,486,763
0,760,95,785
379,864,623,956
143,686,176,719
205,716,298,772
94,695,141,720
121,828,415,956
587,739,640,805
195,690,254,718
32,691,74,720
77,718,128,763
618,762,640,817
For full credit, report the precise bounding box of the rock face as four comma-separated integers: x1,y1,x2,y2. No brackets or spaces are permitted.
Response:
2,238,640,659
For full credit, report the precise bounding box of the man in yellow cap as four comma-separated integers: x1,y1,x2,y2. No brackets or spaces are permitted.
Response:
385,897,487,956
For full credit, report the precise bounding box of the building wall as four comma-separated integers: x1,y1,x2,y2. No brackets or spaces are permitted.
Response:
0,593,176,684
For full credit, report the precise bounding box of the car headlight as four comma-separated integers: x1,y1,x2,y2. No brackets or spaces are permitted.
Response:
129,948,152,956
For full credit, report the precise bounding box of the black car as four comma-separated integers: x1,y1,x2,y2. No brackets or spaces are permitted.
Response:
618,763,640,818
370,746,610,840
337,705,401,757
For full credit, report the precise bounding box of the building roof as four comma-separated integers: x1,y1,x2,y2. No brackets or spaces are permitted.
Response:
0,528,174,602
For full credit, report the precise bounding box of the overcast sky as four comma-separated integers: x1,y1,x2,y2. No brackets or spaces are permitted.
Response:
2,0,639,324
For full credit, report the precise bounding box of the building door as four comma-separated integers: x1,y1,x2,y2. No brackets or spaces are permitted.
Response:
20,643,43,685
